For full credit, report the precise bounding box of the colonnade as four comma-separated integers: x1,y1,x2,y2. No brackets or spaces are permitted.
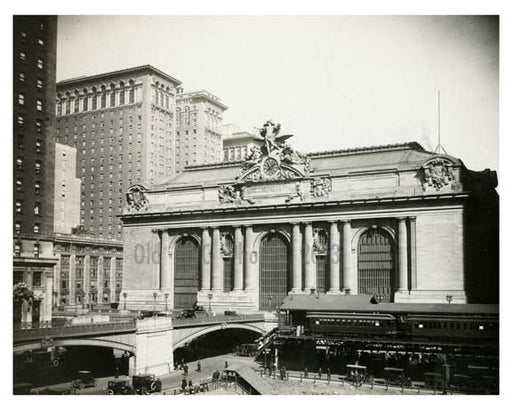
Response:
156,216,417,297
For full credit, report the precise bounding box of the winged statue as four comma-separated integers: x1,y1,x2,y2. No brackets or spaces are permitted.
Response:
257,119,293,155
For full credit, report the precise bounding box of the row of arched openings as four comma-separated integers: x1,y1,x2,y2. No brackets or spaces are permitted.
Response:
172,228,395,310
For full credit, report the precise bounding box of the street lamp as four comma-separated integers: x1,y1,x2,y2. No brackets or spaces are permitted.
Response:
164,293,169,311
153,292,158,312
207,293,213,314
446,295,453,304
122,292,127,311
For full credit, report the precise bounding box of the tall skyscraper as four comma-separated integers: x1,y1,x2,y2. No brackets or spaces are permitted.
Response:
55,65,181,240
175,89,227,171
13,15,58,327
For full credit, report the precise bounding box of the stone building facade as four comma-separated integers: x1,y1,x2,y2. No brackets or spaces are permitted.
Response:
121,122,498,312
53,234,123,308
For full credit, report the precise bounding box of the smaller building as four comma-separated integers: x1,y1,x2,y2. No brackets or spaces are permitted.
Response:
223,126,263,163
53,234,123,308
54,143,81,234
176,89,227,171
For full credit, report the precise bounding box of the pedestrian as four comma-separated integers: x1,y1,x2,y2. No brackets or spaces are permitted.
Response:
318,367,322,380
304,366,309,378
327,368,331,381
181,378,187,392
280,365,286,380
184,364,189,376
197,361,201,372
225,360,228,369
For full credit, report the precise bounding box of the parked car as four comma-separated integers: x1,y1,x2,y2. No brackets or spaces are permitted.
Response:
70,370,96,390
176,309,196,319
107,379,133,395
132,374,162,395
224,310,237,316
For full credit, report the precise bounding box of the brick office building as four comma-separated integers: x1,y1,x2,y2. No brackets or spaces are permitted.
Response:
120,122,498,311
55,65,182,240
13,15,58,327
175,89,227,171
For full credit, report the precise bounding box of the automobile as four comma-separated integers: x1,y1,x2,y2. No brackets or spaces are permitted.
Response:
70,370,96,390
176,309,196,319
224,310,237,316
107,379,133,395
155,311,174,318
132,374,162,395
346,364,368,386
139,311,157,319
384,367,412,387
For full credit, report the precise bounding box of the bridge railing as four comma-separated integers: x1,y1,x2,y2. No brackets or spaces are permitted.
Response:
172,314,265,328
13,320,137,342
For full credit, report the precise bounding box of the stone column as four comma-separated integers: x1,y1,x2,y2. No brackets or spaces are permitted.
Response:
211,227,222,291
409,217,417,290
244,226,255,290
304,222,315,292
160,230,170,290
110,256,116,303
69,254,76,305
43,274,53,326
84,255,90,305
233,226,244,291
97,256,104,304
398,217,409,292
201,227,212,291
328,221,341,293
342,220,353,293
291,223,302,293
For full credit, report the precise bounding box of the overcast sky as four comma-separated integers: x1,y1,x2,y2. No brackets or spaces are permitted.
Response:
56,15,498,171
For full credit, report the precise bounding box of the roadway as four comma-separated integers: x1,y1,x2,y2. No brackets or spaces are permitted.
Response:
30,353,258,395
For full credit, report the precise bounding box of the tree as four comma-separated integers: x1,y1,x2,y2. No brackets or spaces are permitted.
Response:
13,283,34,304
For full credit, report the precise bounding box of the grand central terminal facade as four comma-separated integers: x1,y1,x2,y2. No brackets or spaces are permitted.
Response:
120,122,498,312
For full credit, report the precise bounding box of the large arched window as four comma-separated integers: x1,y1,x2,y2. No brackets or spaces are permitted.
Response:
174,237,200,309
357,228,395,302
259,233,290,311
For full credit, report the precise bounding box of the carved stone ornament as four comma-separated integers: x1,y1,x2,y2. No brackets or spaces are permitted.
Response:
220,233,234,257
311,177,332,198
126,184,149,211
313,228,329,254
422,158,455,191
218,184,238,204
236,120,311,182
218,184,256,205
285,181,304,203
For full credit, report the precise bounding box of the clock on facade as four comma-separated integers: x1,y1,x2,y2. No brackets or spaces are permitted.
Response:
262,157,280,177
